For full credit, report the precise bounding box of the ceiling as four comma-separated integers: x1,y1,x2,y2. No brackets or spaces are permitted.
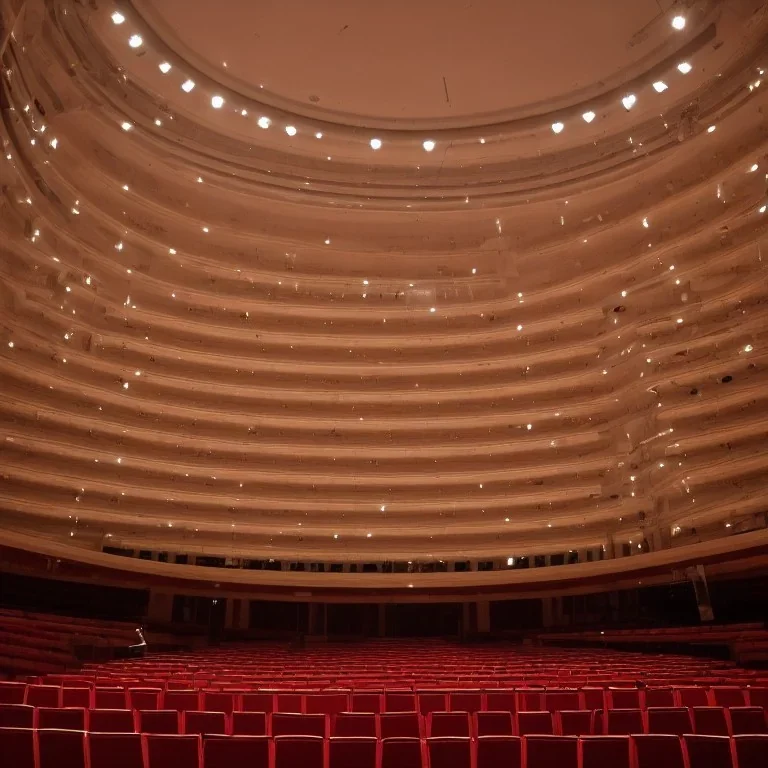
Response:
0,0,767,587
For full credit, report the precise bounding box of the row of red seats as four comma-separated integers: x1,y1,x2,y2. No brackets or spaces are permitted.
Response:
3,681,767,713
0,704,766,737
1,727,765,768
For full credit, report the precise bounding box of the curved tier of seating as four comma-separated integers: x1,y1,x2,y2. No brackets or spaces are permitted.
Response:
0,728,765,768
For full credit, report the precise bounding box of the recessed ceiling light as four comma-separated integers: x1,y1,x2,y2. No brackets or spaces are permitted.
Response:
128,34,143,48
120,121,132,131
257,116,271,129
181,79,195,92
211,95,224,109
285,125,297,136
677,61,692,74
749,163,759,172
370,138,382,150
653,80,668,93
707,125,716,133
582,111,596,123
551,122,564,134
622,94,637,110
423,139,436,152
111,11,125,24
158,62,171,74
671,15,686,30
315,131,323,139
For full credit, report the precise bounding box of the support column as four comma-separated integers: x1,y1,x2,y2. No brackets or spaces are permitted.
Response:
308,603,321,636
224,599,235,630
542,598,555,628
476,601,491,634
146,589,173,624
377,604,386,637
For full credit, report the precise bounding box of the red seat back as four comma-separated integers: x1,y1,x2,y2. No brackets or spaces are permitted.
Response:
427,736,471,768
558,710,594,736
632,734,686,768
139,709,179,734
475,711,513,736
429,711,470,737
728,707,767,735
733,735,768,768
306,693,349,716
606,709,645,735
691,707,729,736
37,707,86,730
38,728,86,768
381,737,423,768
274,735,324,768
449,691,482,713
476,735,522,768
517,711,554,736
0,726,35,768
203,735,269,768
329,736,377,768
647,708,692,736
89,708,135,733
380,711,421,738
525,735,578,768
184,710,227,735
89,733,144,768
0,682,26,704
232,711,267,736
144,734,201,768
272,712,327,737
333,711,376,737
683,734,733,768
26,684,60,707
0,703,33,728
581,735,631,768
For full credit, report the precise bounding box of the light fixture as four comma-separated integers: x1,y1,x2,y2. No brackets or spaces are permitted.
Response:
158,62,171,74
671,15,686,30
257,116,271,129
370,138,382,150
707,125,716,133
181,79,195,92
211,95,224,109
551,122,564,134
111,11,125,24
285,125,297,136
677,61,692,74
128,34,143,48
582,111,596,123
422,139,436,152
653,80,668,93
621,94,637,110
120,121,132,131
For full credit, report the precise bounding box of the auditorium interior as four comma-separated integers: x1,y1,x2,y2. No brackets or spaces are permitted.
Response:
1,0,768,766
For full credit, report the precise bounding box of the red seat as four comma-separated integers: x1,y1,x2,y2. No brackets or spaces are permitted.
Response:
485,689,516,713
581,688,604,711
516,689,543,712
606,709,645,735
683,734,733,768
449,690,482,713
274,735,324,768
386,691,416,712
747,687,768,710
676,688,709,708
231,711,267,735
728,707,767,734
241,692,274,713
306,693,349,716
275,693,303,713
184,710,227,735
645,688,675,708
732,734,768,768
525,735,578,768
37,707,86,730
139,709,180,734
329,736,377,768
607,688,642,709
710,687,746,708
272,711,327,737
544,690,580,712
26,684,60,707
427,736,471,768
61,688,91,708
476,735,522,768
351,692,381,713
381,737,423,768
418,691,447,716
38,728,86,768
517,711,554,736
88,708,135,733
558,710,593,736
89,733,144,768
632,734,686,768
203,735,269,768
128,688,162,711
475,711,513,736
428,711,469,737
0,703,33,727
0,726,35,768
201,692,235,715
691,707,729,736
333,711,376,737
0,682,26,704
580,735,631,768
647,708,692,736
144,733,201,768
380,711,422,738
94,688,127,709
164,691,201,713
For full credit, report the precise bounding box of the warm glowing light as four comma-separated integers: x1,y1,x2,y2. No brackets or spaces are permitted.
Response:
551,122,564,134
181,79,195,93
111,11,125,24
285,125,297,136
707,125,716,133
211,95,224,109
370,138,382,150
582,111,596,123
671,15,686,30
653,80,668,93
121,121,132,131
621,94,637,110
257,116,271,129
423,139,436,152
158,62,171,74
128,34,143,48
677,61,692,74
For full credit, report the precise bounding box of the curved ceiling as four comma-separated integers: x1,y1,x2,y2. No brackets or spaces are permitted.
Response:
0,0,767,586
